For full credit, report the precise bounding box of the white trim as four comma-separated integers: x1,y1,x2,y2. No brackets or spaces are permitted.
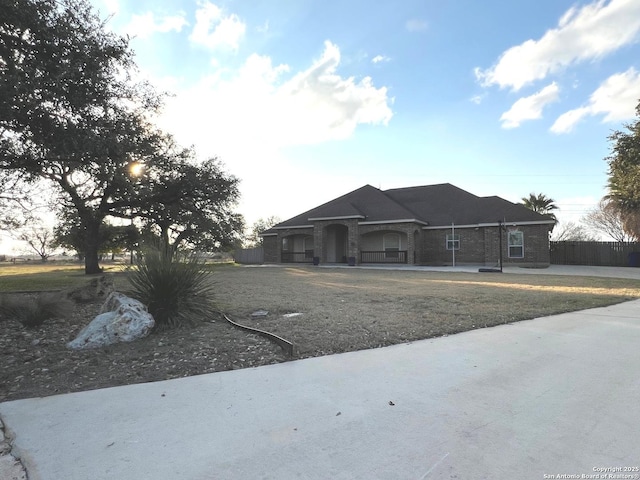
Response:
445,233,460,251
422,220,554,230
359,219,429,226
508,230,525,258
270,219,553,232
307,215,366,221
272,225,314,230
258,232,278,237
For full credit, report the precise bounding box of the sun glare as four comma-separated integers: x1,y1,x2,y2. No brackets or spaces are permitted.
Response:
129,162,144,177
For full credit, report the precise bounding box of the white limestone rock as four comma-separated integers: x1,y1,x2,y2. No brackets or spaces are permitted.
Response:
67,292,155,350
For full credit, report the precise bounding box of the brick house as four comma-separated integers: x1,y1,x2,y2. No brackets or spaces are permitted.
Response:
261,184,555,267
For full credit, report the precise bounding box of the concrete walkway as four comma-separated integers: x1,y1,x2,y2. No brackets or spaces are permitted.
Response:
1,293,639,479
321,262,640,280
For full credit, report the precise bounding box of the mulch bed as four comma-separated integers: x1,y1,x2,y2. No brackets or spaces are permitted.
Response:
0,293,288,403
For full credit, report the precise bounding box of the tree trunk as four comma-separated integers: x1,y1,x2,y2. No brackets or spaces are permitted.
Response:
84,219,102,274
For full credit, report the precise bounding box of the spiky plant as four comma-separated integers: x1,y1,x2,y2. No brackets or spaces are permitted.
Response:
128,246,215,329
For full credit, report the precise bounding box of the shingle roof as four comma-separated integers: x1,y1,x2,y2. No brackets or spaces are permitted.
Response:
267,183,554,231
273,185,420,228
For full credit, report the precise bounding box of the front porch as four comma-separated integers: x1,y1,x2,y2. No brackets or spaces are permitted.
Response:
360,250,408,264
281,251,314,263
270,222,420,265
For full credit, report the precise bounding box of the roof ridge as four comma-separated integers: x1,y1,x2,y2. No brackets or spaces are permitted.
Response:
380,189,426,222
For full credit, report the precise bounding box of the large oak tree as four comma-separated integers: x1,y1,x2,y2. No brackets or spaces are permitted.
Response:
1,0,161,272
134,147,243,256
1,0,243,272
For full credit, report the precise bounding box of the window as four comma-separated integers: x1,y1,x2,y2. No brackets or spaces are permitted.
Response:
446,233,460,251
508,231,524,258
383,233,400,258
282,237,289,251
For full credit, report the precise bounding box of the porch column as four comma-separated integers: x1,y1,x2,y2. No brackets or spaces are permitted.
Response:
406,228,416,265
347,220,359,264
313,223,323,263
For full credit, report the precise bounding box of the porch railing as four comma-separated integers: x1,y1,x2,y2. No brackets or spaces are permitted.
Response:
360,250,408,264
281,250,314,263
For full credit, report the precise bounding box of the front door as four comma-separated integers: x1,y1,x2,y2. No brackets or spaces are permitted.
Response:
325,225,348,263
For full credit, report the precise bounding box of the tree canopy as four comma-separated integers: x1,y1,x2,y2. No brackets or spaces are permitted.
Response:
133,146,244,255
606,100,640,238
1,0,243,271
245,216,281,247
521,192,558,223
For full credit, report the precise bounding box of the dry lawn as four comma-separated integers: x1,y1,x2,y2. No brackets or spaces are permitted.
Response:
2,264,640,401
215,265,640,358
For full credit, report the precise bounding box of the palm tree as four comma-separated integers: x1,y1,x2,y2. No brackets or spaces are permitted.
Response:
521,192,558,223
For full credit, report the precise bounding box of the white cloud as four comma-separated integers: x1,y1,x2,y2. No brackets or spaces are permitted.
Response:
372,55,390,64
476,0,640,91
189,1,246,50
155,41,392,226
125,12,187,39
551,67,640,133
500,82,560,128
550,107,591,134
470,93,487,105
159,40,393,156
100,0,119,15
405,19,428,32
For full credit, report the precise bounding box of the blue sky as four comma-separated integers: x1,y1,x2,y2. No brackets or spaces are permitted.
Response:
89,0,640,230
6,0,640,254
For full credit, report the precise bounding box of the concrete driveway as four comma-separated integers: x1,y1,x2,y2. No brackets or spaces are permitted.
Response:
1,290,639,480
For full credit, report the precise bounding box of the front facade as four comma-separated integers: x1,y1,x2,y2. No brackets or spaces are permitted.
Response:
262,184,555,267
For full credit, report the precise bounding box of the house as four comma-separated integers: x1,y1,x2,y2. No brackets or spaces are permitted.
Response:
261,184,555,267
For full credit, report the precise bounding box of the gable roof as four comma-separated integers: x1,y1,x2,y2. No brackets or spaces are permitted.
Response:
267,183,554,232
273,185,423,229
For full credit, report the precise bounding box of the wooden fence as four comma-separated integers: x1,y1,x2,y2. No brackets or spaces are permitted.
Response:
550,241,640,267
234,247,264,264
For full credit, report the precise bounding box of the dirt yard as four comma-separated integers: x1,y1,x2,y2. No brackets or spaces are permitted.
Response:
2,265,640,402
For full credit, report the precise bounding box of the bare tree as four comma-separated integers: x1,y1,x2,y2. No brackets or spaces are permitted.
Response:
584,199,638,242
0,171,38,231
551,221,596,241
16,226,56,262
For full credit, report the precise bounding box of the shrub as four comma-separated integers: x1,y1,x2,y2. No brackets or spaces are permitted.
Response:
128,246,215,329
0,292,74,328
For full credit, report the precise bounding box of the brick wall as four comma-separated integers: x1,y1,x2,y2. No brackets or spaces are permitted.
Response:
422,224,551,267
263,222,551,267
504,224,551,267
359,223,421,264
262,235,279,263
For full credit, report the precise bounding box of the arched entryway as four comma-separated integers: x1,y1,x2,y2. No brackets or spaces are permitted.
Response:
323,224,349,263
360,229,409,263
281,234,314,263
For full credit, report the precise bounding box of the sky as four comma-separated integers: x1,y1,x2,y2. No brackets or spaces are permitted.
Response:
4,0,640,254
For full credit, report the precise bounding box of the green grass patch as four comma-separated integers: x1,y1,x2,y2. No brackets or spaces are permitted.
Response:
0,262,125,292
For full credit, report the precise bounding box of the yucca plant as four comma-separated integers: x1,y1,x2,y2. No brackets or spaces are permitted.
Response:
128,245,215,329
0,292,74,328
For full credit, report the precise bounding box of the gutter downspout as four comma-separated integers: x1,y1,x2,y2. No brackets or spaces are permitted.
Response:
498,219,503,272
451,222,456,267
